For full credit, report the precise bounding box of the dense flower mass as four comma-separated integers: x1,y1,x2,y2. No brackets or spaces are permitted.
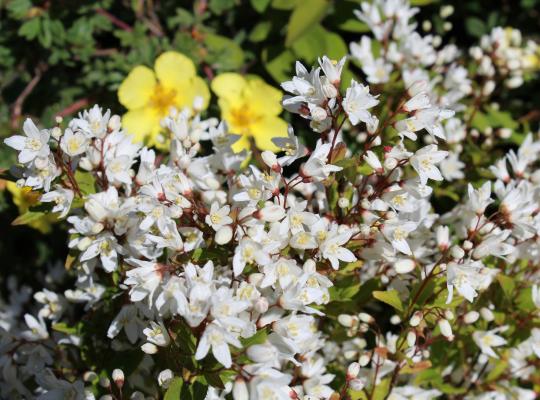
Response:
1,0,540,399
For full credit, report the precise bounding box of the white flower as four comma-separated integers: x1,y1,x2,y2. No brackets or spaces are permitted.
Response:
410,145,448,185
320,231,357,269
233,238,271,276
60,128,89,157
205,202,233,231
195,322,241,368
21,314,49,341
107,305,140,344
382,220,417,255
473,328,507,358
4,118,50,164
342,80,379,126
40,187,74,218
143,321,171,347
446,261,488,303
301,139,342,181
319,55,346,85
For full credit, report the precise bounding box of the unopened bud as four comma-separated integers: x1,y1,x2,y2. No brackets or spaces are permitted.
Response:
338,197,350,209
395,259,415,274
463,311,479,324
349,378,365,391
254,297,269,314
141,342,158,354
410,312,423,327
359,353,371,366
215,225,233,245
450,245,465,260
407,330,416,347
158,369,174,388
438,319,453,338
112,369,124,388
347,362,360,379
358,313,374,324
480,307,494,322
233,377,249,400
108,115,121,131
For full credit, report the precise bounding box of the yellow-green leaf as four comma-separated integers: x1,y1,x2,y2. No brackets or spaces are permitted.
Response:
373,289,404,312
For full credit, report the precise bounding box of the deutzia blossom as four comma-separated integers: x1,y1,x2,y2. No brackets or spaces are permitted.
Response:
195,322,241,368
4,119,50,164
410,145,448,185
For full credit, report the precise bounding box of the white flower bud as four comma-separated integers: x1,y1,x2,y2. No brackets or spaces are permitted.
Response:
261,151,280,171
358,313,374,324
444,310,454,320
310,106,327,122
438,319,453,338
463,311,479,324
462,240,473,251
192,96,204,111
338,314,354,327
83,371,98,382
215,225,233,245
395,259,415,274
108,115,122,131
390,315,401,325
358,353,370,366
450,245,465,259
99,376,110,388
233,377,249,400
259,205,285,222
51,127,62,140
141,342,158,354
158,369,174,388
338,197,350,208
322,82,338,98
347,362,360,379
100,395,113,400
480,307,494,322
254,297,269,314
410,312,423,327
349,378,365,391
482,81,496,96
383,157,397,170
112,369,124,388
407,330,416,347
303,259,316,273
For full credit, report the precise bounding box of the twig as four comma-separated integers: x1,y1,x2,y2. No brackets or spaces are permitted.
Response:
10,63,48,129
96,8,133,32
55,98,91,119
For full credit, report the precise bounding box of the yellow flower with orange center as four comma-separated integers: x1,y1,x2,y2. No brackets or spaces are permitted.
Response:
211,73,288,153
118,51,210,147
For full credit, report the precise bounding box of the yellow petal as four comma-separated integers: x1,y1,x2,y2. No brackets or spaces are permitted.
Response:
118,66,156,110
250,116,288,152
211,73,247,103
173,76,211,111
231,133,252,153
155,51,196,89
122,108,161,144
245,77,283,116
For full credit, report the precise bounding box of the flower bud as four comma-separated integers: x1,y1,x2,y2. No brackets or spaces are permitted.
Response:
233,377,249,400
254,297,269,314
450,245,465,260
349,378,365,391
358,313,374,324
383,157,398,170
347,362,360,379
310,106,327,122
480,307,494,322
462,240,473,251
108,115,121,131
338,197,350,209
407,330,416,347
259,205,285,222
359,353,371,366
338,314,354,327
215,225,233,245
99,376,111,388
158,369,174,388
463,311,479,324
141,342,158,354
112,369,124,388
410,312,423,327
51,126,62,140
83,371,98,382
390,315,401,325
438,319,453,338
395,259,415,274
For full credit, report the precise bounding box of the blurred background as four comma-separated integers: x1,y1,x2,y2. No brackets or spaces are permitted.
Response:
0,0,539,292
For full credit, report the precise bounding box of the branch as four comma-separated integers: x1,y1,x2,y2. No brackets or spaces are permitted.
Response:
10,62,48,129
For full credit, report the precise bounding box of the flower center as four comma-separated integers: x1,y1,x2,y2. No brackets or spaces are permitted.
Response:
229,106,261,134
149,84,177,117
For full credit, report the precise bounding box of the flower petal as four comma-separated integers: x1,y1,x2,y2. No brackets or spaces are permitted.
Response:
122,108,161,145
118,66,156,110
155,51,196,89
211,73,247,103
250,116,289,152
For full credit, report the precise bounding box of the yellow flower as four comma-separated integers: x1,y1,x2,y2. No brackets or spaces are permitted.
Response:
211,73,288,153
6,181,55,233
118,51,210,147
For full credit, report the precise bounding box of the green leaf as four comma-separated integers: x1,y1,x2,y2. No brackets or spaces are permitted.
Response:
497,275,515,299
12,211,46,226
271,0,298,9
471,111,490,131
285,0,329,46
18,18,41,40
262,47,296,83
465,17,487,38
75,170,97,195
250,0,271,12
373,290,404,312
249,21,272,42
291,25,347,64
241,328,268,348
164,377,183,400
204,33,245,71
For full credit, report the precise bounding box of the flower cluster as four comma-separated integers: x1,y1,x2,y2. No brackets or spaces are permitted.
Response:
1,0,540,399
